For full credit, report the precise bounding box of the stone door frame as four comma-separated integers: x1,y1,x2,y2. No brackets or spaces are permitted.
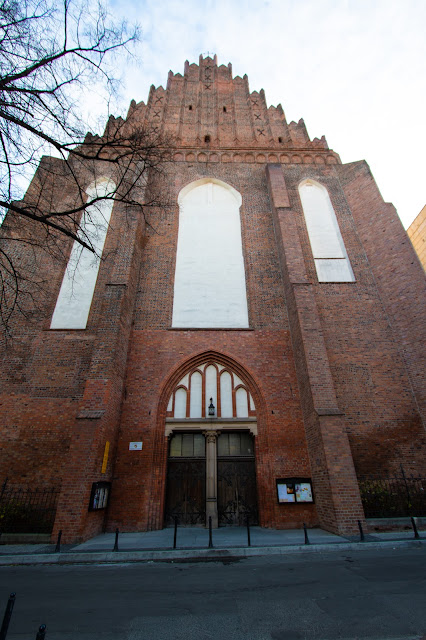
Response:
165,419,257,527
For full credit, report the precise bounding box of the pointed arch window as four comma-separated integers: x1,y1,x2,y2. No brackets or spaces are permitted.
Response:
50,178,115,329
298,179,355,282
172,179,249,328
166,361,256,420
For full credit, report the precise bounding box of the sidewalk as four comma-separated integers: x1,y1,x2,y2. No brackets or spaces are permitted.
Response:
0,525,423,565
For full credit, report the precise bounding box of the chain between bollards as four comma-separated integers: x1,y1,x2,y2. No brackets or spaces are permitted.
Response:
208,516,213,548
35,624,47,639
54,530,62,553
303,522,310,545
0,592,16,640
246,515,251,547
113,528,119,552
358,519,365,542
410,516,420,539
173,516,178,549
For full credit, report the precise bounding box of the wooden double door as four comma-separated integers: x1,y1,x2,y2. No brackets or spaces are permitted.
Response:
217,457,258,526
164,432,258,527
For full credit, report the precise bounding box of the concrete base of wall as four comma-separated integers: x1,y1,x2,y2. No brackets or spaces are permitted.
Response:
0,533,51,544
366,517,425,532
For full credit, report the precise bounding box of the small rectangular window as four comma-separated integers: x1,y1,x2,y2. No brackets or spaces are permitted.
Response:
229,433,240,456
193,434,205,457
169,433,205,457
218,433,254,457
182,434,194,457
218,433,229,456
170,434,182,457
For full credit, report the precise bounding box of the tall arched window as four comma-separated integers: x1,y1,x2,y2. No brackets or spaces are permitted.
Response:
298,179,355,282
50,178,115,329
172,179,249,327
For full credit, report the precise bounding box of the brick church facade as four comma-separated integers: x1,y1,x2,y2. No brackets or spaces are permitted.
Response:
1,55,425,543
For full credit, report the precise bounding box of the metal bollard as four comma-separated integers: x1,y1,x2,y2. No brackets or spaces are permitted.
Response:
208,516,213,548
246,515,251,547
410,516,420,540
173,516,178,549
35,624,47,639
0,592,16,640
113,528,119,552
303,523,310,545
358,520,365,542
54,530,62,553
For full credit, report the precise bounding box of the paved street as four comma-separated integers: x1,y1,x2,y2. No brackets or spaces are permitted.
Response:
1,547,425,640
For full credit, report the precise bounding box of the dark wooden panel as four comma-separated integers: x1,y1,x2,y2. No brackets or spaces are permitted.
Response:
164,459,206,526
217,458,258,526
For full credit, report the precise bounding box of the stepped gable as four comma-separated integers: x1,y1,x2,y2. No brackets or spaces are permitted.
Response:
124,54,334,155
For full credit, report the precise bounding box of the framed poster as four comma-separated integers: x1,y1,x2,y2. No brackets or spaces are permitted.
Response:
295,482,313,503
277,482,296,503
88,481,111,511
276,478,314,504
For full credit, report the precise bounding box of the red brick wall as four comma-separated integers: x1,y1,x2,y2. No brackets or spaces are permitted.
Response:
108,330,317,532
337,161,426,430
269,164,426,477
1,56,424,542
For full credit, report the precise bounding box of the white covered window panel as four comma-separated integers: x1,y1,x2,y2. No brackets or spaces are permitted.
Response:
220,371,233,418
298,180,355,282
249,393,255,411
172,179,249,327
50,179,115,329
236,388,249,418
174,388,187,418
189,371,202,418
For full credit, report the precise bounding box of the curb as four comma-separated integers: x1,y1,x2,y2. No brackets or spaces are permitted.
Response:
0,538,422,566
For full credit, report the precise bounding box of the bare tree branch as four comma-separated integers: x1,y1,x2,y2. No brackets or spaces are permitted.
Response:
0,0,172,338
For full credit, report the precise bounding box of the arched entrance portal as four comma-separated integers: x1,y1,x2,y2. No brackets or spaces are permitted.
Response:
164,360,259,527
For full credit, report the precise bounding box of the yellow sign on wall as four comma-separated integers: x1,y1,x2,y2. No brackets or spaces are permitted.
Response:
101,441,110,474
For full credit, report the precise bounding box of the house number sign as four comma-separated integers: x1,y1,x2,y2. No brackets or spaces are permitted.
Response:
129,441,143,451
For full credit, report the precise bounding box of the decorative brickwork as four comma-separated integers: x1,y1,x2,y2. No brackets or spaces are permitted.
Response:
0,55,424,542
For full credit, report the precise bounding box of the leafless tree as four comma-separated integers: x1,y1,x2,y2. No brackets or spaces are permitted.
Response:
0,0,170,335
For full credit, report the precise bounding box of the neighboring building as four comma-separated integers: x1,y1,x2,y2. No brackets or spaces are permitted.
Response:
407,205,426,271
1,55,425,543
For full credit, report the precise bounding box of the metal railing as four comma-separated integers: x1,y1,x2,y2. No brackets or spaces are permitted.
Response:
0,482,60,534
358,468,426,519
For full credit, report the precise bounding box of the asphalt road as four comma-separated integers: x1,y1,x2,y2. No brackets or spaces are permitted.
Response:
1,547,425,640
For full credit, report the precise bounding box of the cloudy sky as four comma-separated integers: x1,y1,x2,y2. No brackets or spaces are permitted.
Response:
106,0,425,229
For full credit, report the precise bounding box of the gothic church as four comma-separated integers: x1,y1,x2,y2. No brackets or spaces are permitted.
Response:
1,55,425,543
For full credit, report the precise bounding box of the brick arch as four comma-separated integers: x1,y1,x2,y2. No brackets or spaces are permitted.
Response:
147,350,271,530
298,176,327,191
157,349,267,425
85,176,116,199
178,177,242,206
